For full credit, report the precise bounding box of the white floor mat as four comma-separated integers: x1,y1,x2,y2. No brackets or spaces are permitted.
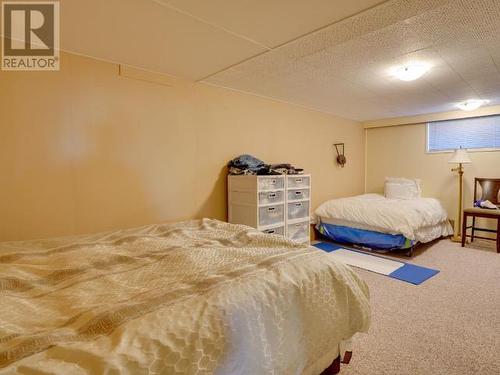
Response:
329,249,404,275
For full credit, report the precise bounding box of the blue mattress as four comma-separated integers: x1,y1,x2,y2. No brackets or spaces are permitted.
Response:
317,222,414,250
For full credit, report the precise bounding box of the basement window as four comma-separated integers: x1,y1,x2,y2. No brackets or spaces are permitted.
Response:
427,115,500,152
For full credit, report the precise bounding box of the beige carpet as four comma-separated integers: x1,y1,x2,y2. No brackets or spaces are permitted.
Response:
338,239,500,375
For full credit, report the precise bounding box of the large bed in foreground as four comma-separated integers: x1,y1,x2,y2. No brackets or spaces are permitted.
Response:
0,219,370,375
315,194,453,257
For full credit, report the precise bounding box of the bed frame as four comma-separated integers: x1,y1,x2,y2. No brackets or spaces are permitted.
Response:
347,242,415,257
321,356,341,374
312,225,416,257
320,351,353,374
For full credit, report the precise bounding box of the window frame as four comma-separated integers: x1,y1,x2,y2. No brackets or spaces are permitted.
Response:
425,115,500,154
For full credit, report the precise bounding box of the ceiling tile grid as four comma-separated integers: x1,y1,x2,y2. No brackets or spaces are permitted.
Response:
61,0,267,80
203,0,500,121
158,0,387,49
57,0,500,121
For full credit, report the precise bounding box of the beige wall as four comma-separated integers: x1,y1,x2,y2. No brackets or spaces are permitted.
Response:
366,123,500,227
0,52,365,241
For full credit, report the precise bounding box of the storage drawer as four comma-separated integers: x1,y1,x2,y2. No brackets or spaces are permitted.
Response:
287,188,310,201
287,175,310,189
287,221,309,240
259,190,284,205
259,204,284,226
287,201,309,220
258,177,284,190
262,226,285,236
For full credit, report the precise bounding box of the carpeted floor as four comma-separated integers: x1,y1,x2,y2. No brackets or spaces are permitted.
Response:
337,239,500,375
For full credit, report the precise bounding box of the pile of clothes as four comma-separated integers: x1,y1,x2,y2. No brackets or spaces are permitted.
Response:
228,154,304,175
474,200,500,210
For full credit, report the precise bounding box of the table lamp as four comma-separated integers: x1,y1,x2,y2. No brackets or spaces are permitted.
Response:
449,148,472,242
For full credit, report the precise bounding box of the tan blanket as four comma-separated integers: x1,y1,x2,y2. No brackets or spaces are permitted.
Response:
0,219,370,374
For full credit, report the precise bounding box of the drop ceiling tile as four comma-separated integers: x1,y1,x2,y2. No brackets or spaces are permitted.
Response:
158,0,386,48
439,49,499,82
449,0,500,44
487,42,500,65
274,0,452,60
430,84,479,102
223,50,301,77
467,75,500,91
421,62,464,86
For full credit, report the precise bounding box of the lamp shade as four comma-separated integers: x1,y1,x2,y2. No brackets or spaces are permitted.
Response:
448,148,472,164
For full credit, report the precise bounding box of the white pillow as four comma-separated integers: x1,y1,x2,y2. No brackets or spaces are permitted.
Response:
384,177,422,200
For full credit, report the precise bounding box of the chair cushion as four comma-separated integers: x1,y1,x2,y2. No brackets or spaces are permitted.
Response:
463,207,500,216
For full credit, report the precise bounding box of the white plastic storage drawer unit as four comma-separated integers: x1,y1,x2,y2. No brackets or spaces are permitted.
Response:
228,174,311,244
285,174,311,244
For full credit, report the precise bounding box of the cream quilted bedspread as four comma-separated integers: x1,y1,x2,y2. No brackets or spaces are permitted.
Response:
0,219,370,375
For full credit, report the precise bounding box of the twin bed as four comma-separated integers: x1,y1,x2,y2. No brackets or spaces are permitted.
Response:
315,193,453,256
0,219,370,375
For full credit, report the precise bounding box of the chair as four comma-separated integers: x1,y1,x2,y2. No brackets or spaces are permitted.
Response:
461,178,500,253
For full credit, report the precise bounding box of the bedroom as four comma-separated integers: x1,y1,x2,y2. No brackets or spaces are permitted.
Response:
0,0,499,374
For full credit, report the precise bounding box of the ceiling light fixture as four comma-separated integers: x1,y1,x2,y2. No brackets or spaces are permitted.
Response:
393,64,430,81
456,99,489,111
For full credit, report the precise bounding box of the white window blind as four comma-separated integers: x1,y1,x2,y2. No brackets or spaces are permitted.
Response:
427,115,500,152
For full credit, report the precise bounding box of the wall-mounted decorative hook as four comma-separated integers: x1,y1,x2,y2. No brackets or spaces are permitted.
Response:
334,143,346,168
